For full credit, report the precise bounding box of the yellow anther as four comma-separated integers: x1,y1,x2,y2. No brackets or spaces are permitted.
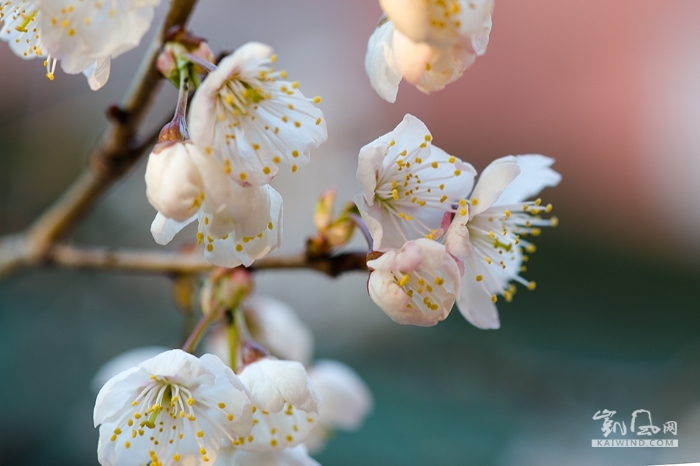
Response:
471,198,478,206
546,203,553,213
173,454,181,461
526,244,537,253
125,441,131,448
392,188,399,200
239,173,247,181
46,72,55,81
454,169,461,176
531,228,542,236
292,81,299,89
292,164,298,173
424,135,432,141
270,439,278,447
485,257,492,264
425,62,432,71
475,275,483,282
252,143,260,150
420,142,427,148
488,231,496,238
292,150,299,158
272,156,281,164
294,121,301,127
398,274,410,287
439,195,448,203
528,281,537,291
313,96,322,104
415,157,423,163
263,166,271,175
315,117,322,125
504,209,511,217
236,244,243,252
206,244,213,252
491,295,498,303
550,216,559,227
534,198,542,206
227,413,234,421
197,431,204,438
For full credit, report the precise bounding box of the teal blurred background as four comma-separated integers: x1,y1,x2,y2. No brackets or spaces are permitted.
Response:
1,1,700,465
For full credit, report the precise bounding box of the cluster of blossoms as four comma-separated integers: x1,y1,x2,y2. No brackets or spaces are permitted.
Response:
0,0,160,89
365,0,494,102
356,114,560,328
0,0,564,462
146,41,327,268
94,292,372,466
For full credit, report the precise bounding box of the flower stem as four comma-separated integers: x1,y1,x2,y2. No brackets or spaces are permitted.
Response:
227,314,238,371
349,213,373,251
181,305,224,354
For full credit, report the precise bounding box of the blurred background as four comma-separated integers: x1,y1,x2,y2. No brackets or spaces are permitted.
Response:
1,0,700,465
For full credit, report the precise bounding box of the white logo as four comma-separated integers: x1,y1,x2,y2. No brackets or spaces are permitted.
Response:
591,409,677,448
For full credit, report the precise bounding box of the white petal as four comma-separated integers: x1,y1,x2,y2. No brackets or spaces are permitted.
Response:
444,209,472,260
456,266,501,329
308,359,372,430
238,359,319,414
495,154,562,205
393,29,475,94
83,57,111,90
145,142,205,222
0,2,45,60
364,20,402,103
40,0,160,78
150,212,195,245
367,269,414,324
91,346,169,394
246,296,315,366
203,186,282,268
215,444,320,466
469,156,521,218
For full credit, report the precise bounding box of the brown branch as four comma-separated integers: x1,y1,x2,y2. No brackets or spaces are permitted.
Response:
46,244,368,277
0,0,199,277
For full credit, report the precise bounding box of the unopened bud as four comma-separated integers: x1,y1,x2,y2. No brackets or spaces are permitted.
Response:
313,188,336,231
156,48,178,82
200,268,254,315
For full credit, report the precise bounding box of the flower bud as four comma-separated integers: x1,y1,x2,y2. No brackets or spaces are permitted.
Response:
313,188,336,232
145,141,205,222
200,268,254,315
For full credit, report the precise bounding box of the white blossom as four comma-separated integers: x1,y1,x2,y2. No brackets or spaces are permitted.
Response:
444,155,561,329
206,296,314,366
367,238,461,326
1,0,160,89
354,114,476,250
150,173,283,268
235,358,319,452
380,0,493,51
189,42,327,187
365,0,493,101
214,444,320,466
145,141,232,223
94,350,253,466
305,360,373,453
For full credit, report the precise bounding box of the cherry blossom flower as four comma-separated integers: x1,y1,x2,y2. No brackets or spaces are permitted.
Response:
235,358,320,452
354,114,476,250
189,42,327,187
365,0,493,101
0,0,160,89
206,295,314,366
444,155,561,329
145,140,232,223
305,360,373,453
367,238,461,326
94,350,253,466
214,444,320,466
150,182,283,268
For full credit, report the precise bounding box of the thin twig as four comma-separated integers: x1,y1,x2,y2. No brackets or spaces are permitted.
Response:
46,244,368,277
0,0,200,277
